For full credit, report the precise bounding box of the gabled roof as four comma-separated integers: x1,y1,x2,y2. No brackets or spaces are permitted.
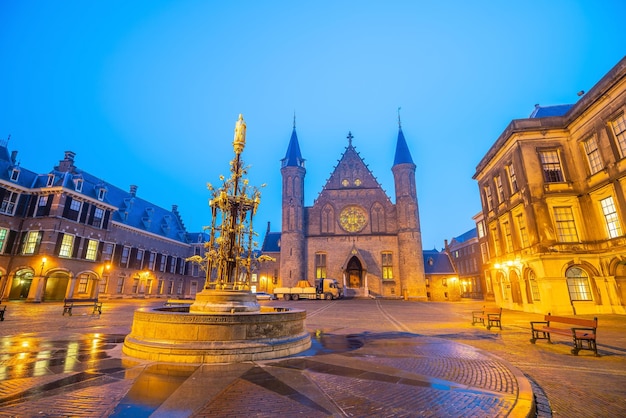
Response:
423,249,456,275
529,104,574,118
320,133,388,194
393,128,414,165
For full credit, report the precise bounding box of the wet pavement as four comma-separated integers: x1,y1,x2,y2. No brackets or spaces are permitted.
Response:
0,298,625,417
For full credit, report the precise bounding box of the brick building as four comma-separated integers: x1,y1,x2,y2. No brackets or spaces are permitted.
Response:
262,121,426,299
0,147,207,302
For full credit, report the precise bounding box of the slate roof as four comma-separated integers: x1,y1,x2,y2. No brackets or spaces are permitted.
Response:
281,127,305,168
0,144,194,243
423,249,456,275
393,127,414,165
451,228,477,244
261,231,281,252
529,104,574,118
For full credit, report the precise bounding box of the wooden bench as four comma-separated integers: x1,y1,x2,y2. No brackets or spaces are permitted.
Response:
63,298,102,316
471,306,502,330
0,300,6,321
530,313,598,356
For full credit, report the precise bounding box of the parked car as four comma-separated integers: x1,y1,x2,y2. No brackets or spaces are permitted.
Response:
254,292,273,300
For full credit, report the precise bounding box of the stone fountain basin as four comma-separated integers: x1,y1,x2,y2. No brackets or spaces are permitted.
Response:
122,306,311,363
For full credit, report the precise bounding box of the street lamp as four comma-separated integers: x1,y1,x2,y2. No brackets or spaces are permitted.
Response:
40,257,47,276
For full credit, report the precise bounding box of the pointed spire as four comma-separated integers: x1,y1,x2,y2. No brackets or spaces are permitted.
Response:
393,124,414,166
347,131,353,147
281,120,305,168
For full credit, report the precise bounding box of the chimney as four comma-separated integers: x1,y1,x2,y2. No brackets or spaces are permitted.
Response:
57,151,76,173
172,204,178,213
130,185,138,197
10,151,17,164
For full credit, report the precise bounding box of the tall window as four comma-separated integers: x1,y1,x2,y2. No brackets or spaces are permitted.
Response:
78,274,89,293
120,246,130,267
315,252,327,279
528,270,541,301
553,207,579,242
136,249,144,269
148,251,156,270
0,228,8,253
611,113,626,158
92,208,104,228
0,191,19,215
502,221,513,253
484,184,494,211
59,234,74,257
23,231,42,254
494,175,504,203
477,220,486,239
506,163,518,193
159,254,167,272
382,251,393,280
539,150,564,183
116,278,125,294
516,214,530,248
102,242,114,262
169,256,176,273
566,266,593,301
582,136,602,175
490,226,500,257
600,196,622,238
85,239,98,261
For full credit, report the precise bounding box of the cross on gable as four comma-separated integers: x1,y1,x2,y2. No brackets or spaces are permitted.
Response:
347,131,353,146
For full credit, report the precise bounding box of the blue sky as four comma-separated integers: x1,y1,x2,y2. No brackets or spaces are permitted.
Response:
1,1,625,249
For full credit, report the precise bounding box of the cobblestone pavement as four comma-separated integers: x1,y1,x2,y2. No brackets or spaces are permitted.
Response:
0,298,624,417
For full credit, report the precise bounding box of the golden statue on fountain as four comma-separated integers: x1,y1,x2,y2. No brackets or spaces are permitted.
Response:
188,113,270,312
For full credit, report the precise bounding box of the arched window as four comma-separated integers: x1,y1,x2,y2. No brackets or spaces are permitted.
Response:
565,266,592,301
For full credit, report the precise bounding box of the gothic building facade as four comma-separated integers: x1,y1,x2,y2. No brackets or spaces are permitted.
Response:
263,123,426,299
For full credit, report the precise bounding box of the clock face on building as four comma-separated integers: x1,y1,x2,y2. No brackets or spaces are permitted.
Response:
339,206,367,233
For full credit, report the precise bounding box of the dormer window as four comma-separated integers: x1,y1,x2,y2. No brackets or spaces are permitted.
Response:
46,174,55,187
75,178,83,192
10,168,20,182
97,187,106,201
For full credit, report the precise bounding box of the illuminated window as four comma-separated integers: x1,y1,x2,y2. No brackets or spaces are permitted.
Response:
382,251,393,280
483,184,493,211
502,221,513,253
78,275,89,293
494,175,504,203
600,196,622,238
85,239,98,261
506,163,518,193
59,234,74,257
553,207,579,242
528,270,540,301
132,278,139,293
566,266,592,301
610,113,626,158
315,252,327,279
0,228,7,253
490,226,500,257
516,214,530,248
0,191,19,215
582,135,602,174
539,150,564,183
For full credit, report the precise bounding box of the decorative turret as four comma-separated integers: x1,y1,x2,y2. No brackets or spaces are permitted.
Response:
391,115,426,300
280,116,306,287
